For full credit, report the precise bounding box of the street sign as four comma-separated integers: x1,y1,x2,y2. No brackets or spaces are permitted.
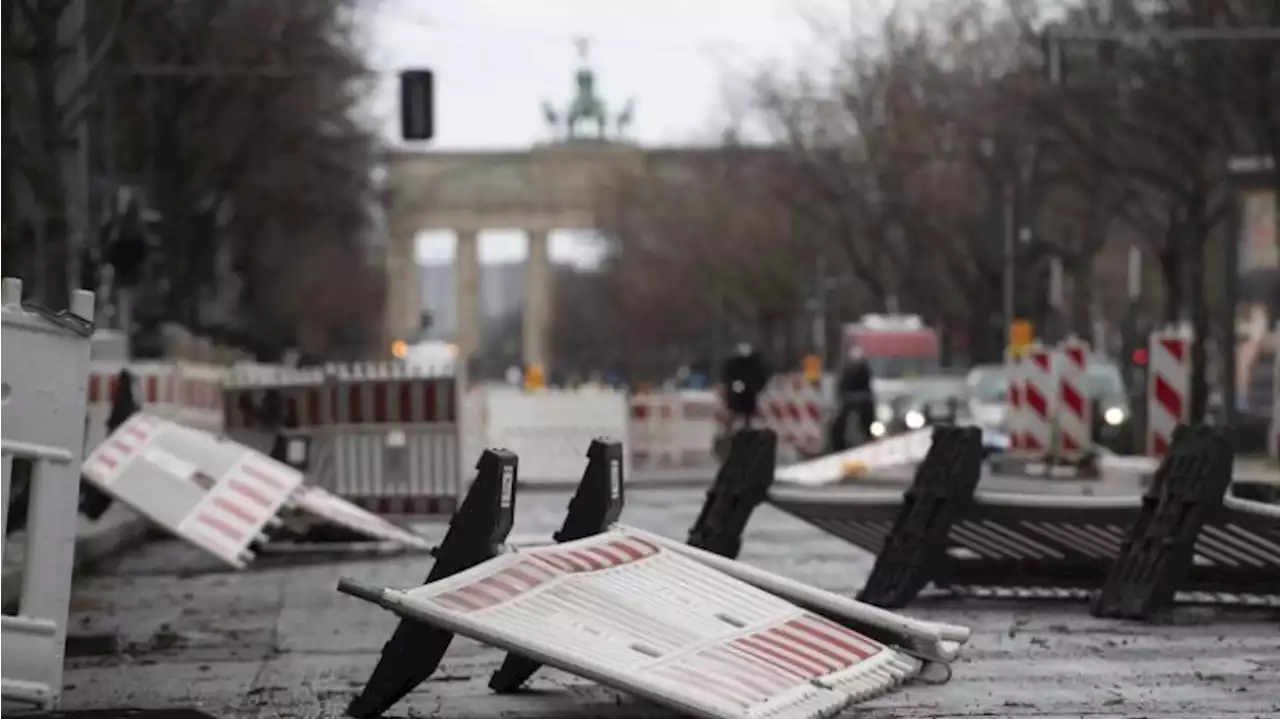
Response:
1010,319,1034,351
802,353,822,382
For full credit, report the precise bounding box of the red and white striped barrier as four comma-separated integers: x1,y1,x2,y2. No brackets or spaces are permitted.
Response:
1146,328,1191,457
715,374,829,462
1005,347,1028,452
84,360,227,452
1018,344,1056,456
1056,337,1093,461
630,391,718,471
222,363,466,516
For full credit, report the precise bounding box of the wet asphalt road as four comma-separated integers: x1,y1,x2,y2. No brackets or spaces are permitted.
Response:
52,486,1280,719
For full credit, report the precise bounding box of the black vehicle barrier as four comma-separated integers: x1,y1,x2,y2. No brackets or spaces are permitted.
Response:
694,423,1280,619
342,438,627,717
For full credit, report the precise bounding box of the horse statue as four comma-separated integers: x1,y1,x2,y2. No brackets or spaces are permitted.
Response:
565,64,608,138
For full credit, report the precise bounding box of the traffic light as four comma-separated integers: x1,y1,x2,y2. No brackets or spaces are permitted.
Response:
1132,348,1148,366
391,340,408,359
400,69,434,141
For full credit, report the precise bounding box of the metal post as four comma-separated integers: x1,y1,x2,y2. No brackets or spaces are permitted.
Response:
812,256,828,365
1002,182,1016,349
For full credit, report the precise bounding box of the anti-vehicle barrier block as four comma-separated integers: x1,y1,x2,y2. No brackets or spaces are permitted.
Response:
1093,424,1239,619
489,437,627,693
344,448,518,718
2,278,96,708
855,426,984,608
686,428,777,559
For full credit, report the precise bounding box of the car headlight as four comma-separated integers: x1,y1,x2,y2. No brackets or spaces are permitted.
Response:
875,403,894,422
870,421,887,438
1103,406,1126,426
904,409,925,429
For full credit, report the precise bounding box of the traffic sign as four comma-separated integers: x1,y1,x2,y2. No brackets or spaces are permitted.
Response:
1009,320,1034,350
802,353,822,382
524,363,545,390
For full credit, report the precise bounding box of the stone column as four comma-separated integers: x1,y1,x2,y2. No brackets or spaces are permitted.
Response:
523,229,552,371
385,230,421,349
455,229,481,361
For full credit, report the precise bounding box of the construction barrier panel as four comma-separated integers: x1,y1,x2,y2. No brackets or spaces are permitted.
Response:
1146,327,1192,457
81,412,433,568
223,363,465,515
630,390,718,472
1056,337,1093,462
467,386,630,484
716,374,829,464
2,278,96,708
694,424,1280,616
84,360,227,453
340,437,970,719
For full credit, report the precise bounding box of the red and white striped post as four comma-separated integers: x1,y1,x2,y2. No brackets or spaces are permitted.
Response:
1004,346,1028,453
1020,343,1056,458
1146,327,1191,456
1055,337,1093,462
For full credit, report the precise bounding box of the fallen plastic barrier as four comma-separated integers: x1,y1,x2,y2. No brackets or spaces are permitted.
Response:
342,439,970,718
692,424,1280,617
80,413,432,568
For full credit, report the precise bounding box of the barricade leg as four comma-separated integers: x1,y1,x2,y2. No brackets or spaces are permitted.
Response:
2,281,95,708
344,448,518,718
1092,424,1234,620
488,438,626,693
79,369,135,521
856,426,984,608
686,428,777,559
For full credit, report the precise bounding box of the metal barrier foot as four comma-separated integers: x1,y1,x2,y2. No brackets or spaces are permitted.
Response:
686,428,777,559
344,448,518,718
856,426,984,608
489,438,626,693
1091,424,1235,620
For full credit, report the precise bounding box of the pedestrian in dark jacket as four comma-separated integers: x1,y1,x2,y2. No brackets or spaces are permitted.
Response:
720,343,770,427
831,347,876,451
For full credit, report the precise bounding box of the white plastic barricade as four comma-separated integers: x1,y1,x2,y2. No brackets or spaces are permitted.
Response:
472,387,629,483
82,413,301,569
352,527,955,719
1056,337,1093,461
1146,328,1192,457
84,360,227,452
2,278,96,708
288,485,433,549
223,363,465,515
630,390,718,471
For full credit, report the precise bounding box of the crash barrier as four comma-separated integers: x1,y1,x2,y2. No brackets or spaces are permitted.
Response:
716,373,830,464
696,424,1280,618
84,360,225,452
340,437,971,719
1146,326,1192,457
1003,337,1098,471
80,412,433,569
464,386,630,483
223,363,465,515
629,390,719,471
1,278,96,708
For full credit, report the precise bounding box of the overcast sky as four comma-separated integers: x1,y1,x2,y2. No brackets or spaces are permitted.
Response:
362,0,874,266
